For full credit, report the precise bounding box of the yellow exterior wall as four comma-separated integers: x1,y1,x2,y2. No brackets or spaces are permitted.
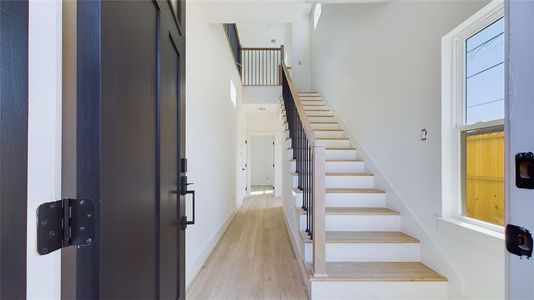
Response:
465,130,505,226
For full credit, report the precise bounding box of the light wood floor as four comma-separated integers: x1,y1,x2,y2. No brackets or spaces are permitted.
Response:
187,195,308,300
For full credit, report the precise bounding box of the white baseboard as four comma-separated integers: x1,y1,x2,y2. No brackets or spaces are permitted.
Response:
186,202,241,289
281,205,311,299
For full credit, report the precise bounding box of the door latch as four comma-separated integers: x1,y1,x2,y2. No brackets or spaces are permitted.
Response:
37,198,95,255
506,224,533,259
515,152,534,189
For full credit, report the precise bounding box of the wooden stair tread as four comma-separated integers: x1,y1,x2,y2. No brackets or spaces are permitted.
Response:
313,129,343,131
290,159,364,162
288,147,355,151
326,172,373,176
305,262,447,282
307,115,334,117
310,121,338,124
327,188,385,193
290,172,372,177
300,231,419,244
326,159,364,162
318,138,349,140
296,207,398,215
326,147,356,150
292,187,384,194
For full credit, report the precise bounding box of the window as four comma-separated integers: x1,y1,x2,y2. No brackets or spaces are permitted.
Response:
313,3,322,30
442,1,504,229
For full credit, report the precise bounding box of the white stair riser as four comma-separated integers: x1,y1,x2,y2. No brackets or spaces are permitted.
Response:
291,160,366,173
299,214,401,231
302,101,328,108
305,110,333,116
289,148,357,160
286,138,350,148
311,123,340,130
326,149,357,160
326,161,365,173
303,105,329,110
292,175,374,189
294,192,386,208
310,282,448,300
325,175,375,189
308,116,336,122
314,131,345,138
328,193,386,207
303,243,421,262
320,139,351,148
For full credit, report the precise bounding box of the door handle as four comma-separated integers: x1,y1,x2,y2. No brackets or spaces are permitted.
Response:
181,183,195,230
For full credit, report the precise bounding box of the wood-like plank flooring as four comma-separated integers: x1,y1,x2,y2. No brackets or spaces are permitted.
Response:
187,195,308,300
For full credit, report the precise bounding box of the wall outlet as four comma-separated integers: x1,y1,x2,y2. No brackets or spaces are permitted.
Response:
421,129,428,141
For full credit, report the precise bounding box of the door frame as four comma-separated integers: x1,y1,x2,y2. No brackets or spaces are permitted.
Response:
247,132,277,194
505,0,534,298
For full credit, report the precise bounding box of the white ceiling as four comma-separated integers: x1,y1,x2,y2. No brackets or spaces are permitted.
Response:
195,0,313,23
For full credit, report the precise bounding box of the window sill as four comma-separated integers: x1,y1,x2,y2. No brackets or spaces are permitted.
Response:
437,217,504,253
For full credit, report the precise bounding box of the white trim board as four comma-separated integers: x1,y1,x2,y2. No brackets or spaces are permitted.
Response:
27,1,63,298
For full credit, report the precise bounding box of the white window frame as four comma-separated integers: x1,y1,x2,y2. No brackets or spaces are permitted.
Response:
441,0,505,233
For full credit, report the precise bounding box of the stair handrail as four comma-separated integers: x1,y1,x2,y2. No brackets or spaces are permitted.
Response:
281,62,327,277
281,63,316,144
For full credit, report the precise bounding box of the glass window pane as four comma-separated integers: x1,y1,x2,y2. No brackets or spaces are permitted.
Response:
462,126,504,226
465,17,504,124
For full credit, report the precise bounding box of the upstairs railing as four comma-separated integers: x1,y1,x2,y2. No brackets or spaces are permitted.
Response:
223,23,242,74
242,46,284,86
281,62,326,277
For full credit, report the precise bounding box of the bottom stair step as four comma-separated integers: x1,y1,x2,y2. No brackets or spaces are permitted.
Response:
305,262,448,300
307,262,447,282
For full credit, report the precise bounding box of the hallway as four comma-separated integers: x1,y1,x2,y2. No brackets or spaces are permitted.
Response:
187,195,308,300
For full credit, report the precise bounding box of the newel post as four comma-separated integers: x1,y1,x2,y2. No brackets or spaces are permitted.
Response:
313,140,327,277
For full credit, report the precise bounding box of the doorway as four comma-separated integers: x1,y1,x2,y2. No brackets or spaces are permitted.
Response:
249,135,275,195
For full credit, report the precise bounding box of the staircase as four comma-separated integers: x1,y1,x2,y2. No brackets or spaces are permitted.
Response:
282,92,448,299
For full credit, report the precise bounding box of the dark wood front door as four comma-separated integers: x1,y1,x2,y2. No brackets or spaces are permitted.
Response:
0,2,28,299
76,1,187,299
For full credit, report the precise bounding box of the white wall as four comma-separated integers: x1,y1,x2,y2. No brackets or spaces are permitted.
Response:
250,136,275,186
311,2,504,299
243,86,282,104
237,23,290,48
185,2,245,288
291,14,312,91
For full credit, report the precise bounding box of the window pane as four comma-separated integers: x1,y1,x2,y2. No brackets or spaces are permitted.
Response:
465,18,504,124
463,126,504,226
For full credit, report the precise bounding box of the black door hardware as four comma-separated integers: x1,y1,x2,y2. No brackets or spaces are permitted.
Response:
180,180,195,230
37,198,95,255
506,224,533,259
516,152,534,189
180,158,187,173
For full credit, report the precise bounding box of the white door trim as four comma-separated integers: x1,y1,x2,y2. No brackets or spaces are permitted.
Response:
27,1,63,298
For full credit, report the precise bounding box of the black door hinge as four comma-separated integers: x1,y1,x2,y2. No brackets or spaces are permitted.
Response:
37,198,95,255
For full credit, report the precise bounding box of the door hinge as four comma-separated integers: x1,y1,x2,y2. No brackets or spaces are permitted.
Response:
37,198,95,255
